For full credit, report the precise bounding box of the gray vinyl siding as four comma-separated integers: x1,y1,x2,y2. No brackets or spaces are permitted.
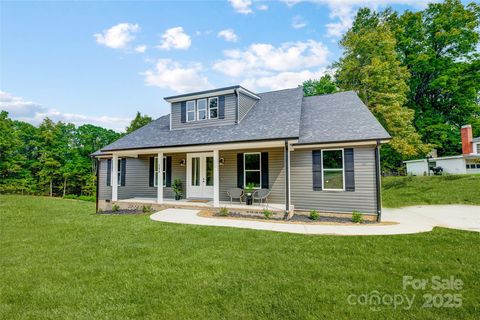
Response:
98,159,111,200
170,93,237,130
219,147,285,204
238,92,258,122
290,146,377,214
98,153,187,200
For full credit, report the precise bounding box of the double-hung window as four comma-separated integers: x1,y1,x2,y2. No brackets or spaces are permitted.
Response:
112,158,122,187
208,97,218,119
244,153,261,188
154,156,166,187
322,149,344,190
197,99,207,120
186,100,196,122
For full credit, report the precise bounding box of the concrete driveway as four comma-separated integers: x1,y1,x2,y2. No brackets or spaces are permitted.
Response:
150,205,479,236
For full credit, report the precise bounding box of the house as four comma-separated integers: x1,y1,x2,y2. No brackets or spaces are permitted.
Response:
92,86,391,220
404,125,480,176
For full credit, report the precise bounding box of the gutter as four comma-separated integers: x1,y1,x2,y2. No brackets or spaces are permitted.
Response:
374,140,382,222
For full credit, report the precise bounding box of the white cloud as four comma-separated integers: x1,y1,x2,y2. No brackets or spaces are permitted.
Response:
213,40,329,77
282,0,431,37
135,45,147,53
229,0,253,14
292,15,308,29
217,29,238,42
241,68,327,91
0,91,130,131
257,4,269,10
157,27,191,50
94,23,140,49
142,59,213,93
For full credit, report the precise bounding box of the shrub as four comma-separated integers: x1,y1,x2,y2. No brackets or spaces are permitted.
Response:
352,210,363,223
112,204,120,212
219,207,229,216
63,194,95,202
262,209,274,219
142,205,153,214
309,209,320,220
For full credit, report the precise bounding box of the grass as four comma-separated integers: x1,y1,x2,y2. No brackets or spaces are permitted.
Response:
382,174,480,208
1,195,479,319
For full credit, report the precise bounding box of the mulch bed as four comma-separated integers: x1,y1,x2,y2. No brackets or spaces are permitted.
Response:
213,211,376,224
98,209,145,215
290,214,376,224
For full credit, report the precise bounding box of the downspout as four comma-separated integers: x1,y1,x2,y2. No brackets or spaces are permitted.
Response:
375,140,382,222
284,140,290,217
95,157,99,213
235,88,239,123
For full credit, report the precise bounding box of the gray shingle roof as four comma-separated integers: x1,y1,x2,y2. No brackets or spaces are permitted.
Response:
298,91,390,144
93,88,389,156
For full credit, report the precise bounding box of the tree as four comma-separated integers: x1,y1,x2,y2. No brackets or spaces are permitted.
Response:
303,74,338,96
335,8,428,170
126,111,153,134
389,0,480,156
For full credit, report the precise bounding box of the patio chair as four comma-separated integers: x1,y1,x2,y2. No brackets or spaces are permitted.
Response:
252,189,270,207
226,188,244,204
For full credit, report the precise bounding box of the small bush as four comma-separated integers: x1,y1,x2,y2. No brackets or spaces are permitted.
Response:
219,207,229,216
112,204,120,212
142,205,153,214
352,210,363,223
309,209,320,220
262,209,274,219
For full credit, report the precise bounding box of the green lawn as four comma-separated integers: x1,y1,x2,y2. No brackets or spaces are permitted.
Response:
1,195,479,319
382,174,480,208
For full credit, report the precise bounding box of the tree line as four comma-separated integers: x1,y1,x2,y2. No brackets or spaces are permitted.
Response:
0,111,151,197
303,0,480,172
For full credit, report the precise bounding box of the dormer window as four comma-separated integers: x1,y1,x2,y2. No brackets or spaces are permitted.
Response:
209,97,218,119
197,99,207,120
186,100,196,122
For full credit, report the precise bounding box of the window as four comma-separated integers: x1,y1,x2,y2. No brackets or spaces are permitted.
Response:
477,164,480,169
186,100,196,122
154,156,166,187
209,97,218,119
206,157,213,186
191,157,200,186
111,158,122,187
244,153,261,188
466,164,470,169
197,99,207,120
322,149,344,190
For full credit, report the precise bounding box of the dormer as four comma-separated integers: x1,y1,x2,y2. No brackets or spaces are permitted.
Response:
165,85,260,130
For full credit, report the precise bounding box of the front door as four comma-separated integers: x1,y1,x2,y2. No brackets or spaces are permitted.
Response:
187,153,214,199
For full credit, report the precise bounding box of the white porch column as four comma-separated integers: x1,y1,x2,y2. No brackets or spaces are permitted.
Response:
213,149,220,208
111,154,118,202
157,152,164,204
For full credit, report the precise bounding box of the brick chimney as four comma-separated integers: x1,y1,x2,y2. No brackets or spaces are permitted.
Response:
461,125,473,155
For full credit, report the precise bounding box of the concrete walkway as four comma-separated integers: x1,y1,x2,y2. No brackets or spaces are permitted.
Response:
150,205,479,236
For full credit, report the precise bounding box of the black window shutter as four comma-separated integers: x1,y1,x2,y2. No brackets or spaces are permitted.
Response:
218,96,225,119
344,148,355,191
106,159,111,186
237,153,244,188
261,152,269,189
166,156,172,187
180,102,186,123
120,158,126,186
149,157,154,187
312,150,322,191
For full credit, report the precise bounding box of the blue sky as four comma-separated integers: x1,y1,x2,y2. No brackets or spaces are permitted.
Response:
1,0,430,131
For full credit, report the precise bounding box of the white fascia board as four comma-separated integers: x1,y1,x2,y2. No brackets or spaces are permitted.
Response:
164,89,235,103
292,140,380,150
238,87,260,100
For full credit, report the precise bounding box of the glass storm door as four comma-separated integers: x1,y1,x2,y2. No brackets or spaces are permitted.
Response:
187,153,214,199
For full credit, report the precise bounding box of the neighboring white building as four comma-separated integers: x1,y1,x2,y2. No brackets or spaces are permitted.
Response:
405,125,480,176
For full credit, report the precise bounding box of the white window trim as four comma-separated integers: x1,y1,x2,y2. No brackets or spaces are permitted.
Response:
321,149,345,191
186,100,196,122
208,97,218,119
244,152,262,189
154,156,167,187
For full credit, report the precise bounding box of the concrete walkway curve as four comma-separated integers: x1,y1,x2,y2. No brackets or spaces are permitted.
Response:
150,205,479,236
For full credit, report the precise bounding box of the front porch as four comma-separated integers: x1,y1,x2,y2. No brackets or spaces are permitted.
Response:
117,197,286,212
